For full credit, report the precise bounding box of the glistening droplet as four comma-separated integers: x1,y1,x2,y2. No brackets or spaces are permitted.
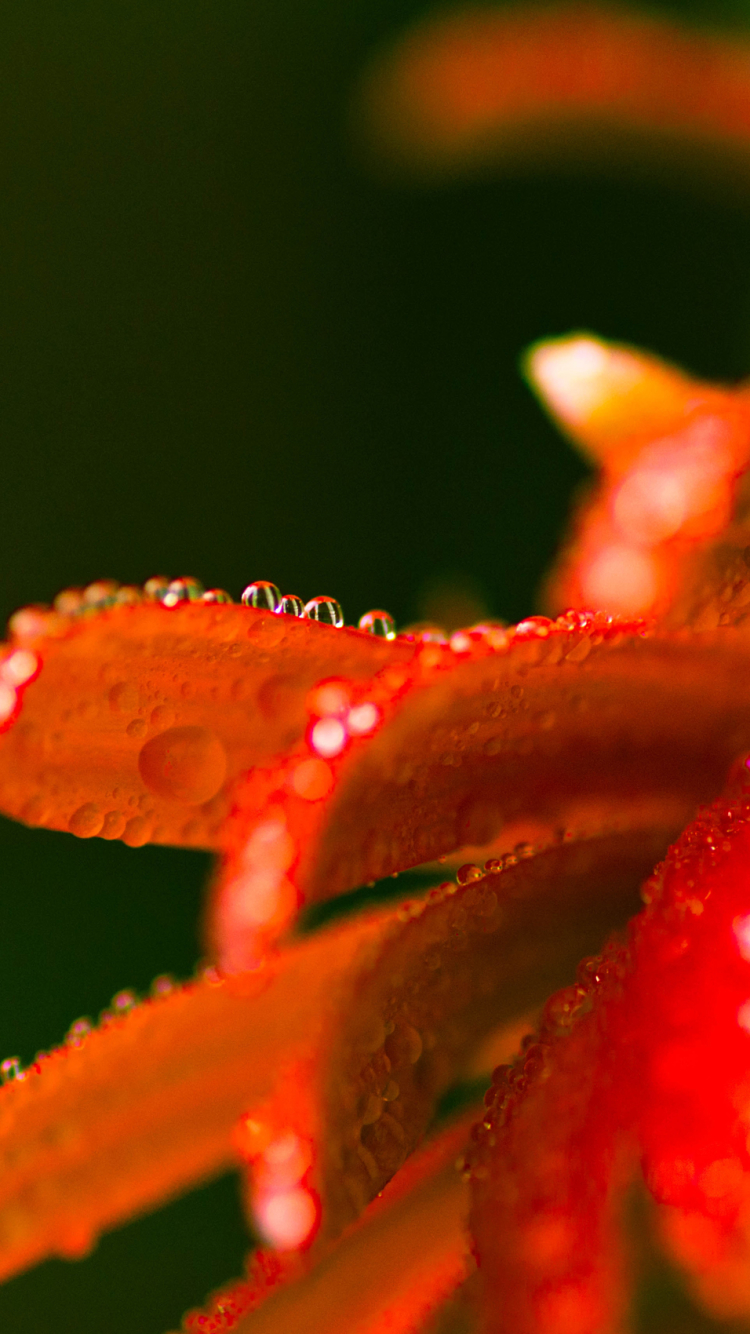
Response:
456,863,483,886
143,576,169,600
161,577,204,608
358,610,395,639
1,1058,20,1083
278,595,305,617
202,588,233,604
305,597,344,628
242,582,281,611
82,580,119,610
139,726,227,805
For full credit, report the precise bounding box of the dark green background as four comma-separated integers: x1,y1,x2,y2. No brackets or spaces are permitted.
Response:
0,1,749,1329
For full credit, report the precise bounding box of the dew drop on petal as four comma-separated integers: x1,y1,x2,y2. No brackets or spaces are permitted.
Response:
1,1058,21,1083
278,595,305,616
358,609,396,639
456,863,483,886
347,702,380,735
82,580,119,609
310,717,347,758
143,576,170,600
151,974,176,998
112,990,137,1014
304,596,344,628
242,582,281,612
515,616,552,639
114,585,142,607
450,631,472,654
139,726,227,805
161,577,204,608
201,588,233,604
292,757,334,801
254,1187,317,1250
66,1018,92,1047
54,588,84,615
68,803,104,838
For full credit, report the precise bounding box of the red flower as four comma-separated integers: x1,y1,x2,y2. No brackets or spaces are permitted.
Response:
2,328,750,1329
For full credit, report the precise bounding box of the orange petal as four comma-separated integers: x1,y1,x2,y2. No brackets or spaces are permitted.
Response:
525,333,750,473
525,334,750,618
212,609,750,966
0,599,414,849
232,1113,475,1334
359,3,750,179
0,815,673,1281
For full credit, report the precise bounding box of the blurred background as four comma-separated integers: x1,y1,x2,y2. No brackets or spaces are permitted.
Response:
0,0,749,1328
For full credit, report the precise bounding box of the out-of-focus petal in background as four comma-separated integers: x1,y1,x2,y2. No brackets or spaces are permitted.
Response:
0,1,749,1329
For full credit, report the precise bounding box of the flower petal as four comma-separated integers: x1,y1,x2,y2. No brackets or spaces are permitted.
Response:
212,610,750,966
359,3,750,178
182,1112,475,1334
469,764,750,1329
0,814,673,1281
0,600,414,848
525,333,750,618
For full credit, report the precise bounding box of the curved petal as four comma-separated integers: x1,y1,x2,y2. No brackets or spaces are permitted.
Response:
526,333,750,619
469,766,750,1330
0,814,673,1282
359,2,750,180
0,599,414,848
212,609,750,966
180,1113,476,1334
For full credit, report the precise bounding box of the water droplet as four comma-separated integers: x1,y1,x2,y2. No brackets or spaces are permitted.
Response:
450,631,472,654
514,616,552,639
1,649,38,687
456,863,483,886
54,588,84,615
161,577,204,608
277,594,305,616
100,810,126,840
201,588,233,604
304,596,344,627
143,576,170,600
109,681,139,712
514,841,534,859
347,702,380,735
139,726,227,805
66,1018,92,1046
82,580,119,610
1,1057,20,1083
151,974,176,998
112,990,137,1014
291,757,333,800
69,804,104,838
358,610,395,639
310,717,347,758
123,815,152,847
242,582,281,611
114,585,142,607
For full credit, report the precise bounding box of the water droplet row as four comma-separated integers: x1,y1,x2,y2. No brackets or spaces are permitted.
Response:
31,574,401,639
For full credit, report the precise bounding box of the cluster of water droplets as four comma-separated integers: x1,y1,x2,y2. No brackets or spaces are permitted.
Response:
26,573,405,643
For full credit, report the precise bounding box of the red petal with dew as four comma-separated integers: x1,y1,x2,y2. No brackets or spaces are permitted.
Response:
470,765,750,1329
